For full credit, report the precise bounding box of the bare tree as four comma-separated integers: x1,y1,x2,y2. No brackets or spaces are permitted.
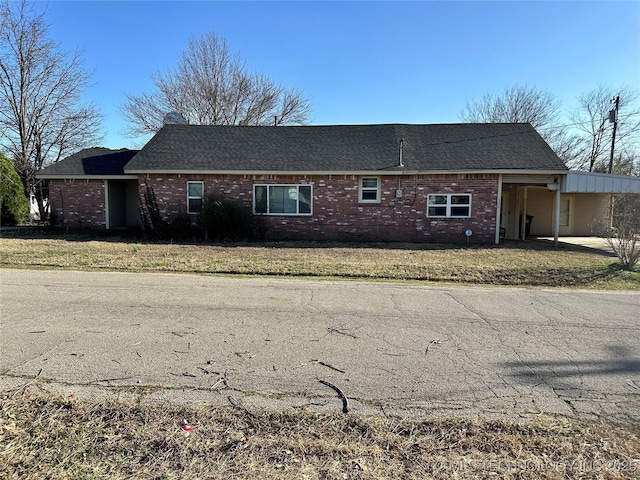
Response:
123,32,311,138
0,0,102,219
459,84,579,164
593,194,640,270
460,84,560,127
569,85,640,173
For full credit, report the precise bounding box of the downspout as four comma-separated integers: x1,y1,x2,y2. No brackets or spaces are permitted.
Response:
495,174,503,245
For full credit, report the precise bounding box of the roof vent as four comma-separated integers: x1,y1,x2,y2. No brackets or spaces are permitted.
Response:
163,112,188,125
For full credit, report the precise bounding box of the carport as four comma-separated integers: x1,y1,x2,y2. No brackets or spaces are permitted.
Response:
500,171,640,245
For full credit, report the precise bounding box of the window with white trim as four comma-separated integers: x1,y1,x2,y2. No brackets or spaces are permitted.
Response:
427,194,471,218
187,181,204,213
359,177,380,203
254,185,312,215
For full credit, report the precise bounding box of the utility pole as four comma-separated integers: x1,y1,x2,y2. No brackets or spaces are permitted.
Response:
608,95,620,174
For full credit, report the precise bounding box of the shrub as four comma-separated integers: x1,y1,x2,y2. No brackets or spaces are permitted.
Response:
0,152,29,226
139,184,199,241
594,194,640,270
139,183,169,238
200,195,258,241
168,213,196,241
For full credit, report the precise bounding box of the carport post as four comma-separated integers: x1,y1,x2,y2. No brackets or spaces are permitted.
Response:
520,186,528,240
495,174,503,245
553,189,561,247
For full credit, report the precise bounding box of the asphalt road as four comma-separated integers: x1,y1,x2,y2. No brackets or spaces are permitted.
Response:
1,269,639,421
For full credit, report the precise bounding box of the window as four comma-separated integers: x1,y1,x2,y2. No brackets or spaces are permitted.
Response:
427,194,471,218
359,177,380,203
254,185,312,215
187,181,204,213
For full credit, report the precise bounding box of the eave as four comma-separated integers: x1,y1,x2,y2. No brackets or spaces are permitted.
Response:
125,169,569,176
36,174,139,180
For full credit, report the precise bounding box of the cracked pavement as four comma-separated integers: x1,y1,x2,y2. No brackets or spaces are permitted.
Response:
1,269,638,422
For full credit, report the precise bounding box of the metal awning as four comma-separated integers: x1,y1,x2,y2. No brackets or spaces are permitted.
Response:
562,171,640,193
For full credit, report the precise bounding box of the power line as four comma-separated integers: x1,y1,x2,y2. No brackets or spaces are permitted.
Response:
555,112,640,130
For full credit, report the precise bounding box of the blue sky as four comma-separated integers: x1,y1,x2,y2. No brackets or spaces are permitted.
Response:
41,0,640,150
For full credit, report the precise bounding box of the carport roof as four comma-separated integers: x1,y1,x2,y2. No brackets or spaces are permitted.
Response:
563,171,640,193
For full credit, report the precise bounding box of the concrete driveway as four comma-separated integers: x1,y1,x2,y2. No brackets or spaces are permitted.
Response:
1,269,638,422
535,236,617,255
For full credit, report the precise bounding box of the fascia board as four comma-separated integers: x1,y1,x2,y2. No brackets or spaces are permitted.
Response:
125,169,568,176
36,175,139,180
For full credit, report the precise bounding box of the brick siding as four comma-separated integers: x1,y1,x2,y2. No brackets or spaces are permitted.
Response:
139,173,499,243
49,179,107,228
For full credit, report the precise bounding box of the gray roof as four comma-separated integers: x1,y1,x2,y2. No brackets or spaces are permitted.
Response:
125,123,567,173
39,148,139,176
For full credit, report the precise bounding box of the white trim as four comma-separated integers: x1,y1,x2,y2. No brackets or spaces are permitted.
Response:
427,193,472,218
124,169,568,176
186,181,204,214
37,175,139,180
41,170,569,179
358,176,381,203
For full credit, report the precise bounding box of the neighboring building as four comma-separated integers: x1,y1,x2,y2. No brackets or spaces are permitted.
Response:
37,123,640,243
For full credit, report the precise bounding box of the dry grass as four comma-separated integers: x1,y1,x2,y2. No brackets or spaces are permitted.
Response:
2,236,639,477
1,389,638,479
1,235,638,288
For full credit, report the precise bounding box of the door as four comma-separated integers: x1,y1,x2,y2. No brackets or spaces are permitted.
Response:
559,196,573,236
499,192,509,239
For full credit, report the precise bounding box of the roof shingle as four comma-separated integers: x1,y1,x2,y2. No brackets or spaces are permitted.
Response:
124,123,567,173
39,148,139,176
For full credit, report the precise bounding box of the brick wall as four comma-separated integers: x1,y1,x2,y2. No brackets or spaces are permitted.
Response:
49,179,107,228
140,173,499,243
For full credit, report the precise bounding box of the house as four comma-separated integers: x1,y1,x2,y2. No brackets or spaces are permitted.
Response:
37,123,640,243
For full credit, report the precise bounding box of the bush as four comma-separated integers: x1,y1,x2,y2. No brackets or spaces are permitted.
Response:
140,187,260,242
594,194,640,270
200,195,258,241
140,184,197,241
1,152,29,226
139,183,170,238
168,213,196,241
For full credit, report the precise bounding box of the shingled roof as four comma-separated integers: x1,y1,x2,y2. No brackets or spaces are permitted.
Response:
124,123,567,173
39,148,139,177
